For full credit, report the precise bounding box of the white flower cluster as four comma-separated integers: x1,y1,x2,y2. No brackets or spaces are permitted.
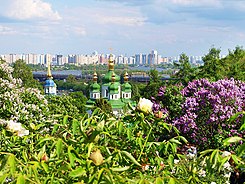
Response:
0,119,29,137
0,60,49,127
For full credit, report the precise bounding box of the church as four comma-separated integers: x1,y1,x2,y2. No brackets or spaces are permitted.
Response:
87,54,135,113
44,61,57,95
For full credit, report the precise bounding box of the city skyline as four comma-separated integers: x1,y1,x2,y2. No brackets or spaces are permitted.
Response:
0,0,244,56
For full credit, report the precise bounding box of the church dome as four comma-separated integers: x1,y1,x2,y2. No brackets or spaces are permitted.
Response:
91,82,100,92
122,82,131,92
44,79,56,87
103,71,120,83
109,82,119,95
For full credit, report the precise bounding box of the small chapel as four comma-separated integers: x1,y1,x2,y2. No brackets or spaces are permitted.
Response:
87,54,134,113
44,61,57,95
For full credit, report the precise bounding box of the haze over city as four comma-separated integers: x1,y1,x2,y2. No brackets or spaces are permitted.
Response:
0,0,244,56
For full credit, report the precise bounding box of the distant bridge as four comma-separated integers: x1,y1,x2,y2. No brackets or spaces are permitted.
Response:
33,73,176,83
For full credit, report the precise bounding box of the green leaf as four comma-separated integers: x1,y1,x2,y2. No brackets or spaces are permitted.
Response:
210,149,219,167
229,112,244,122
168,178,175,184
36,137,54,146
41,161,49,173
223,136,242,146
121,151,141,166
199,149,214,157
110,166,130,172
63,115,69,124
118,121,123,135
87,143,94,159
97,168,105,183
72,119,79,135
237,143,245,157
240,122,245,131
17,175,25,184
56,139,63,158
0,174,8,184
68,146,76,167
8,154,16,175
168,154,174,169
155,177,164,184
231,155,241,165
69,167,86,178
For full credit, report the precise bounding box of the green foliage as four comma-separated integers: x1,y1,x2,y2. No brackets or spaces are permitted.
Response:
173,53,196,85
144,69,163,99
94,98,113,114
12,59,43,90
46,95,80,117
156,84,184,121
68,91,88,114
0,107,188,183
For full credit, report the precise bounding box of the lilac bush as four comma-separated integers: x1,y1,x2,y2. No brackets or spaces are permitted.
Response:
0,61,49,129
173,78,245,149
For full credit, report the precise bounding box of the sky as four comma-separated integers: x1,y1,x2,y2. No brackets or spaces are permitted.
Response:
0,0,245,56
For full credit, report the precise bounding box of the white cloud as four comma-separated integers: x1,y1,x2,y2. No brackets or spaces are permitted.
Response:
0,25,16,35
71,26,87,36
4,0,61,21
98,16,146,26
170,0,221,7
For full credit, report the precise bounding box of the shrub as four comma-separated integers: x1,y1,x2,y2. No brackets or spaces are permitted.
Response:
0,61,49,127
173,78,245,149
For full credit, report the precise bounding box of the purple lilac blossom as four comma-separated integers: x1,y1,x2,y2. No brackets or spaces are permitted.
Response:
173,78,245,147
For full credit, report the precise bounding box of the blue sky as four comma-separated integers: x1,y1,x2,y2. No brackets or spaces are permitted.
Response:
0,0,244,56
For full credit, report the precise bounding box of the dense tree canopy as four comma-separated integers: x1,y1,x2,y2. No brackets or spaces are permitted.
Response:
12,59,42,90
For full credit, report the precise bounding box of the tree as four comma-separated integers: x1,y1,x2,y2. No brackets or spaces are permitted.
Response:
225,46,245,80
143,69,163,99
198,47,224,81
149,69,161,83
66,74,77,83
173,53,195,85
12,59,42,90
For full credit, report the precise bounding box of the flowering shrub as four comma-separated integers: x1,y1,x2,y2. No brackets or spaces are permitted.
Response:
173,78,245,149
0,60,49,128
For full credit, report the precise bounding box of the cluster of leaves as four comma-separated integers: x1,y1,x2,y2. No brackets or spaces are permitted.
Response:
2,105,244,183
0,107,188,183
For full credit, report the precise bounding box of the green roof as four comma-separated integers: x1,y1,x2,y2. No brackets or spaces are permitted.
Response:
122,82,132,92
90,82,100,92
109,99,125,109
109,82,119,91
102,71,120,83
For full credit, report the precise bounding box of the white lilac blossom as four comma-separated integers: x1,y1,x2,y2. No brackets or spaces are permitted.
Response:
0,60,49,127
137,98,153,114
5,120,29,137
